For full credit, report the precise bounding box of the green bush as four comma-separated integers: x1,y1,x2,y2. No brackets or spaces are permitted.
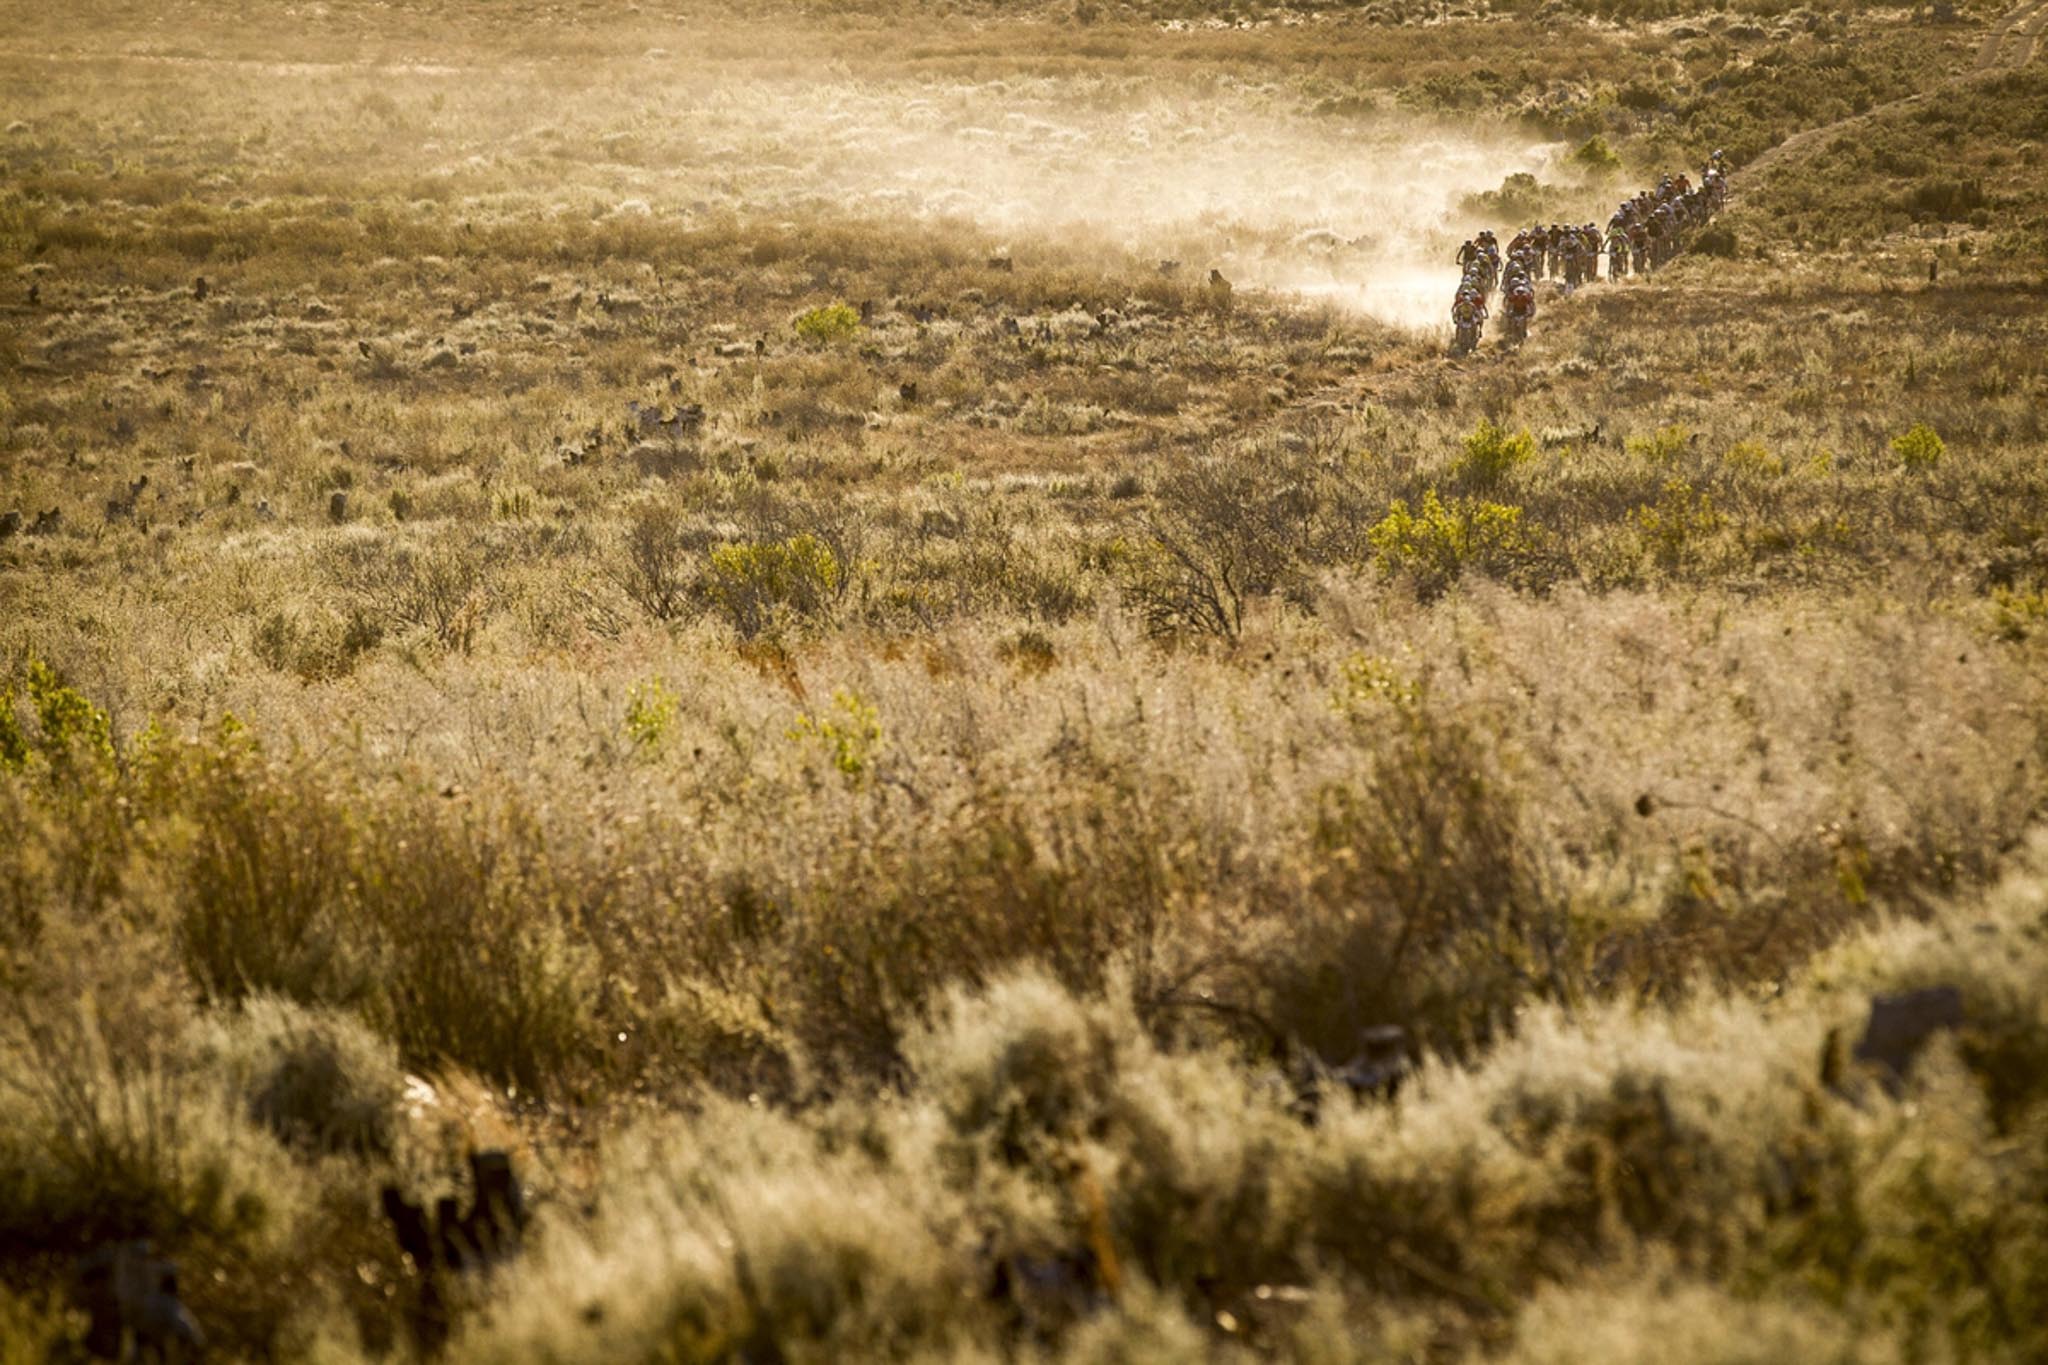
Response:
786,689,882,783
0,660,116,774
1453,418,1536,489
705,533,843,638
625,676,680,752
1369,489,1532,598
1626,424,1692,464
1892,422,1946,467
1571,134,1623,177
793,301,861,345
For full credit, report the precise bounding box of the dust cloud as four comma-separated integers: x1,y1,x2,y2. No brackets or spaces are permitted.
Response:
578,78,1558,329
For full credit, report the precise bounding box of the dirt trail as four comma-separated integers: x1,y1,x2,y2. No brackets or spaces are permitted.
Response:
1977,0,2048,69
1748,2,2041,180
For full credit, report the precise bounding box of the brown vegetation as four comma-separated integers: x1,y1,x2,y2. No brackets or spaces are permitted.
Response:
3,0,2047,1359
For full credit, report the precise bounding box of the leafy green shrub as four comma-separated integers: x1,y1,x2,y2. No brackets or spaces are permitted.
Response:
1626,424,1692,464
1453,418,1536,489
793,301,861,345
705,534,842,638
1369,489,1531,598
1990,586,2048,642
2,659,116,772
1723,439,1783,477
787,689,882,783
1891,422,1946,467
625,677,680,752
1571,134,1622,177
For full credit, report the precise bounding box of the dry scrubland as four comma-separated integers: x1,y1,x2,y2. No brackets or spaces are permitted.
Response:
4,0,2048,1358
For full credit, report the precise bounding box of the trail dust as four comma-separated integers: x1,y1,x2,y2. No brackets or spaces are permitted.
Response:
3,39,1560,331
548,77,1561,329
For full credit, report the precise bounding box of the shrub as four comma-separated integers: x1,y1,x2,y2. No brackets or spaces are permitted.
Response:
0,660,116,775
333,536,492,654
251,607,383,682
1903,178,1988,220
705,534,842,638
1891,422,1946,467
455,1104,972,1363
353,798,599,1094
1617,79,1666,111
1626,424,1692,464
1460,170,1566,222
793,301,861,345
1635,479,1725,572
1125,457,1319,640
199,997,404,1158
1990,587,2048,642
0,993,305,1260
787,689,882,783
1369,489,1531,598
0,690,26,773
625,677,680,752
1256,701,1570,1058
1693,225,1738,258
616,499,696,622
1571,134,1623,177
996,629,1059,675
1723,439,1783,476
177,739,371,1007
1453,418,1536,489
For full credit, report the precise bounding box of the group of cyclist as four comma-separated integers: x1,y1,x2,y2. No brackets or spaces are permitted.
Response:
1450,151,1729,354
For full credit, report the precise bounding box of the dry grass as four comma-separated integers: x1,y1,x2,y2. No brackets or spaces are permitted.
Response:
3,0,2048,1359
